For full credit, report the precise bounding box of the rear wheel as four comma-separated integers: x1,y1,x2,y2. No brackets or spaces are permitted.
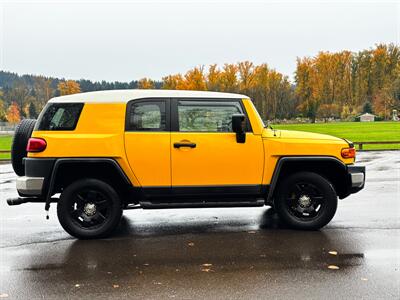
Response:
274,172,337,230
57,179,123,239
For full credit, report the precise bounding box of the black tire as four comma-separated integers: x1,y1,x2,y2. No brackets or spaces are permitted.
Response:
11,119,37,176
274,172,337,230
57,178,123,239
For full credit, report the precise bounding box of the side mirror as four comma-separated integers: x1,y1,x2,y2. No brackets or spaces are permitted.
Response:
232,114,246,143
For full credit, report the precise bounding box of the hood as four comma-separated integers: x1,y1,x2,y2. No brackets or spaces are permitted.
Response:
263,128,345,143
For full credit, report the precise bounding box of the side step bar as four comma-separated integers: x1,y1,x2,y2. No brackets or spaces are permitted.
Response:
140,199,265,209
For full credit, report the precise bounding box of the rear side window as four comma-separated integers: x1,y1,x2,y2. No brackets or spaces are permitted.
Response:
35,103,84,131
127,101,166,131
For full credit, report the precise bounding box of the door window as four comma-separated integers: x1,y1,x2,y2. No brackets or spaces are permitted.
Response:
177,101,243,132
128,102,166,131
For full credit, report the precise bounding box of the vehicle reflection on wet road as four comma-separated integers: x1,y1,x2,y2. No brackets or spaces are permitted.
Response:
0,151,399,299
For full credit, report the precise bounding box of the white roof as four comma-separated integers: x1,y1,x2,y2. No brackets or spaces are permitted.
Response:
49,89,249,103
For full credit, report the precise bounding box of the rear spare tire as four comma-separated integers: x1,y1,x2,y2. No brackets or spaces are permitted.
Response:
11,119,36,176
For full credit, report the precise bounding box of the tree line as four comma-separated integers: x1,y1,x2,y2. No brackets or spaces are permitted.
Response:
0,43,398,123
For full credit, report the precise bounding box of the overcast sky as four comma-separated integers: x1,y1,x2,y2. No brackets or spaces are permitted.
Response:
0,0,399,82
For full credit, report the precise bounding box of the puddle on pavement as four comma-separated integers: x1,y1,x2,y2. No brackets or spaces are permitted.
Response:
364,249,399,261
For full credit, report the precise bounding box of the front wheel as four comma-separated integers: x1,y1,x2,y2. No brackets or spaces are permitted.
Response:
274,172,337,230
57,179,123,239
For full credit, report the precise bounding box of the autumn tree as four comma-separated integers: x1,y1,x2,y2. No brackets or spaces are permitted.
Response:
206,64,222,91
0,100,6,122
138,78,155,89
162,74,184,90
6,102,20,124
58,80,81,95
1,43,398,122
0,91,6,121
182,67,207,91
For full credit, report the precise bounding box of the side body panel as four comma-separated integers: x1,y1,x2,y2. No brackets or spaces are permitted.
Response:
261,129,355,185
124,132,171,186
30,103,141,186
170,98,265,187
170,132,264,186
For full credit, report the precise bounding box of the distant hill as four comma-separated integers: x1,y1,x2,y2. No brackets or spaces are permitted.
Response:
0,71,162,92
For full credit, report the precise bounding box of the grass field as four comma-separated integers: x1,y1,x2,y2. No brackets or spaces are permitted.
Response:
0,135,12,160
0,121,399,160
273,121,400,150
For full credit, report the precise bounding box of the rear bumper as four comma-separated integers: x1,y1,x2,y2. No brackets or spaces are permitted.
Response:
16,158,55,197
16,176,44,196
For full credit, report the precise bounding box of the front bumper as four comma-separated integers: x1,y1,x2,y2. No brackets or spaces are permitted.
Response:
347,165,366,194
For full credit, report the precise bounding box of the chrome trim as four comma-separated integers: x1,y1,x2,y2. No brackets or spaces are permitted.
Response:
16,176,44,195
350,173,365,188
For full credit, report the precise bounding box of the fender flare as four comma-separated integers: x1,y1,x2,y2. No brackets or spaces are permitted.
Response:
266,156,347,203
45,158,131,211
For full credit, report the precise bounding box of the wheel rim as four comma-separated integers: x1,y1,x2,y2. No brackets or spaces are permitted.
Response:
68,188,112,229
285,181,325,220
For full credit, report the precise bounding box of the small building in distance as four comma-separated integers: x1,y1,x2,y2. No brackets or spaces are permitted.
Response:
358,113,376,122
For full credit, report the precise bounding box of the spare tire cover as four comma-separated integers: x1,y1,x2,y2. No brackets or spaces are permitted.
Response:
11,119,37,176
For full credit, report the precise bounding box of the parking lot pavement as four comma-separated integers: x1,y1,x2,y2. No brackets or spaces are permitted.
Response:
0,151,399,299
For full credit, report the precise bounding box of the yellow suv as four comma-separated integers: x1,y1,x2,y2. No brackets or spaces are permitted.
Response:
9,90,365,239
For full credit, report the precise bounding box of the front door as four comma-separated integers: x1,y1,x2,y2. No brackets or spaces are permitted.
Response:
170,99,264,190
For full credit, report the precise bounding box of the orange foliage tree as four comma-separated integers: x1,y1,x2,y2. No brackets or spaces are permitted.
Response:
57,80,81,96
6,102,21,124
138,78,155,89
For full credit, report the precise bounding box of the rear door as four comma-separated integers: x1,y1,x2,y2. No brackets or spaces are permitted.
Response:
170,98,264,189
124,99,171,187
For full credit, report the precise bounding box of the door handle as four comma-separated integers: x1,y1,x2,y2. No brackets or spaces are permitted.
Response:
174,142,196,149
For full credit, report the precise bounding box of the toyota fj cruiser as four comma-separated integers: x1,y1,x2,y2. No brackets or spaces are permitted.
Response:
8,90,365,239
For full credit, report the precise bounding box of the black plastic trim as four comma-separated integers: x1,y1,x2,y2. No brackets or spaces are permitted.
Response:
173,142,196,148
20,158,56,198
140,199,265,209
347,165,366,194
45,158,131,210
24,158,55,178
138,184,269,200
266,156,348,203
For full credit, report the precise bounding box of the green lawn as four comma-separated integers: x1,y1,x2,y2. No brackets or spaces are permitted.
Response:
272,121,400,150
0,135,12,160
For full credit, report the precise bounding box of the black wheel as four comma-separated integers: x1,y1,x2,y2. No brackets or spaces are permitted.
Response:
274,172,337,230
57,179,123,239
11,119,36,176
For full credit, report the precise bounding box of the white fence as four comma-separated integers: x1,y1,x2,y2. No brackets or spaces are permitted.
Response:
0,122,16,135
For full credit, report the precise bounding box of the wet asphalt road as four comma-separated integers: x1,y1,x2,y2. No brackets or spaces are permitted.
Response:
0,151,399,299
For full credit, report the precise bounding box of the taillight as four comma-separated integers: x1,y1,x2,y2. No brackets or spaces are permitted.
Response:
26,138,47,152
341,147,356,159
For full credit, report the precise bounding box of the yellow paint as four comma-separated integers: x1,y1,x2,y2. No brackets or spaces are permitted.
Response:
242,99,264,134
261,128,353,184
170,132,264,186
29,98,354,188
124,132,171,186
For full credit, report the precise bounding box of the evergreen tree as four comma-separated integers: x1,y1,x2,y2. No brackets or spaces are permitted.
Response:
28,102,38,119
